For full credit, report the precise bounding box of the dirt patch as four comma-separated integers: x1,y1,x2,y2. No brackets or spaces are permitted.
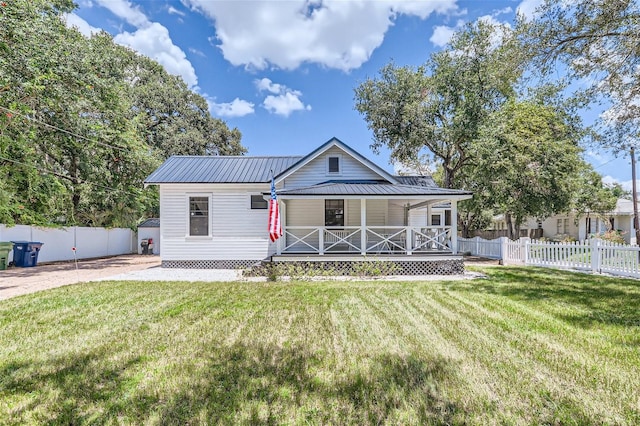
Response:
0,255,161,300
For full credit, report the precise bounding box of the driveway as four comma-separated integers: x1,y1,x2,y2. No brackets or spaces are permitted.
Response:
0,255,161,300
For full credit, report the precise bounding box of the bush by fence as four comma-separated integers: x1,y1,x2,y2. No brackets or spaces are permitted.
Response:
0,224,136,264
459,236,640,279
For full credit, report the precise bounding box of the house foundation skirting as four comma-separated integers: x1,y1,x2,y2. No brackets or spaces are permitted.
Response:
246,258,464,276
162,260,260,269
162,258,464,275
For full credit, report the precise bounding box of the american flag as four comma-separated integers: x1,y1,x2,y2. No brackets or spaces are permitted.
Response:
268,176,282,242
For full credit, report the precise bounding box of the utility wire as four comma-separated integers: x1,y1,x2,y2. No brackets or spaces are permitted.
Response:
0,154,141,197
0,105,130,152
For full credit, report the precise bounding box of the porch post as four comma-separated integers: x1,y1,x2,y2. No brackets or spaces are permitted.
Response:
451,200,458,254
361,198,367,255
277,200,285,255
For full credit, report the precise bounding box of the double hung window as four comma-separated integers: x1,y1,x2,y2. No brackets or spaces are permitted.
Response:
189,196,209,236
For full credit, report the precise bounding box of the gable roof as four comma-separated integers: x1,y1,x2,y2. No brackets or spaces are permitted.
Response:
144,155,302,184
273,137,399,185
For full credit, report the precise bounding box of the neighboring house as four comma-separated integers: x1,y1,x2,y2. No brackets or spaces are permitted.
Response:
144,138,472,269
489,199,639,244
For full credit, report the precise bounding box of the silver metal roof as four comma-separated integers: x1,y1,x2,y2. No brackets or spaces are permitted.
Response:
275,182,472,197
145,155,303,184
138,218,160,228
395,176,438,187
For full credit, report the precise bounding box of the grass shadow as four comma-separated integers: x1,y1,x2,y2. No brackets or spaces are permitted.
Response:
1,342,461,424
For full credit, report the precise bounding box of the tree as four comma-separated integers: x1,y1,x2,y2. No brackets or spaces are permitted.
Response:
355,21,524,188
472,101,587,239
521,0,640,147
0,0,246,227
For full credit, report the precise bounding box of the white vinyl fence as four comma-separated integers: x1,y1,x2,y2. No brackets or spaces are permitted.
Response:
0,224,136,264
459,236,640,279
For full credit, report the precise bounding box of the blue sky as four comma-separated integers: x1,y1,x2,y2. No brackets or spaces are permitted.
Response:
65,0,633,189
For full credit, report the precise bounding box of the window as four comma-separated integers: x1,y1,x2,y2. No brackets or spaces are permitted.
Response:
189,196,209,236
327,155,341,174
250,195,268,209
325,200,344,226
557,219,563,234
564,218,569,233
444,210,451,226
431,214,441,226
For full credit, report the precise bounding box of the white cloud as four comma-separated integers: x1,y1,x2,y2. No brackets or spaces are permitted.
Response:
430,22,461,47
168,6,186,17
189,48,205,57
255,78,311,117
602,175,636,192
114,23,198,88
208,98,255,118
263,93,312,117
516,0,544,20
95,0,150,28
63,13,101,36
255,78,284,94
184,0,459,71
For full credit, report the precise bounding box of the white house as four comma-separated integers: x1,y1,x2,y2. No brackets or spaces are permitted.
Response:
144,138,472,270
489,199,639,243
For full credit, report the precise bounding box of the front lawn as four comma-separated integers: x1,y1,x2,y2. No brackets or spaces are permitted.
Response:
0,267,638,424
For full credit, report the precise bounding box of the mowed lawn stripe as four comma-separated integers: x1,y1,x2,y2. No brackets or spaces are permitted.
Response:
0,269,638,425
434,286,637,423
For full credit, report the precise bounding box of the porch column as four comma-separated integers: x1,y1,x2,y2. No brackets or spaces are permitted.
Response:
277,200,286,255
361,198,367,255
451,200,458,254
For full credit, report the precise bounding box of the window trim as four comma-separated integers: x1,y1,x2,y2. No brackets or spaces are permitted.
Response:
186,194,212,238
250,194,268,210
325,199,345,227
326,154,342,176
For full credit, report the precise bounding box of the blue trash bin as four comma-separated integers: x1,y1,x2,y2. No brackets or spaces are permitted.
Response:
11,241,44,267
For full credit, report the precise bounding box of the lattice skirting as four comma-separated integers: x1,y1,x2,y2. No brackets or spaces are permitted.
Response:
162,260,261,269
245,259,464,276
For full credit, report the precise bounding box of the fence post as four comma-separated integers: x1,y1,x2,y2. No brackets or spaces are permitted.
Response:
591,238,600,273
475,236,480,256
499,237,509,264
519,237,530,265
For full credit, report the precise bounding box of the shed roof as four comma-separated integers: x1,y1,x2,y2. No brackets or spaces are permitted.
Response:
138,218,160,228
144,155,303,184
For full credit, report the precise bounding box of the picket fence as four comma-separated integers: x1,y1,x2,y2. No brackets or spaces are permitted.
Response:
0,224,136,264
459,236,640,279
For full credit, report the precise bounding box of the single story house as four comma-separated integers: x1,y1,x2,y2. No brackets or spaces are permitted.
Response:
144,138,472,272
489,199,639,243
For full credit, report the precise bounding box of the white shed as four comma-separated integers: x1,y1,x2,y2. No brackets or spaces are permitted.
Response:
137,218,160,255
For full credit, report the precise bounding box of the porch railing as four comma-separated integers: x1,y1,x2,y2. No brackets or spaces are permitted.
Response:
280,226,452,255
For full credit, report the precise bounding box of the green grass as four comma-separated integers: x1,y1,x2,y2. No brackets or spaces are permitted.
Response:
1,267,639,425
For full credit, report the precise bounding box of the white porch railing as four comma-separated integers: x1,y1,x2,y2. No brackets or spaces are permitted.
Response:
280,226,452,255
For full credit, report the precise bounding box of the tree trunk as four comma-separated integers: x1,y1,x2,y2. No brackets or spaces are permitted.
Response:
505,213,518,240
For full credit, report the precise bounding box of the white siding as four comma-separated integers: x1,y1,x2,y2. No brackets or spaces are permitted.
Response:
285,199,324,226
283,146,383,188
160,183,271,261
365,199,387,226
388,202,405,226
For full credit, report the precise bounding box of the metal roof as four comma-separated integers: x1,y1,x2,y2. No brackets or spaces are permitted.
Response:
144,155,303,184
395,176,438,187
138,218,160,228
274,182,472,197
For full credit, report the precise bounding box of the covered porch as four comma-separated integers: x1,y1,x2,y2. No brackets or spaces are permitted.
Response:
274,189,471,257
